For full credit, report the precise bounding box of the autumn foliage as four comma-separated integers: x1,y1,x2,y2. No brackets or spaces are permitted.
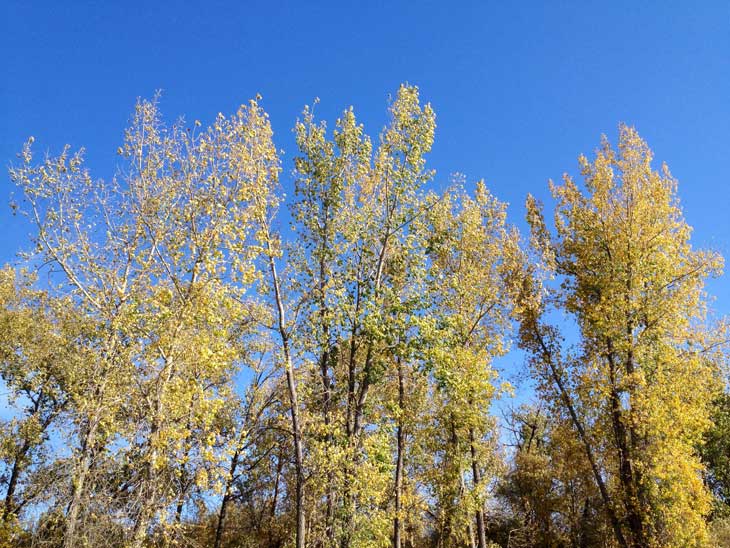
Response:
1,86,727,548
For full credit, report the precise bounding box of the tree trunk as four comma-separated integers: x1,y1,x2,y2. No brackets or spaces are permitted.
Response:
131,453,160,548
393,358,405,548
268,449,284,548
461,472,477,548
268,253,305,548
63,414,100,548
606,340,646,547
130,502,153,548
3,441,29,521
530,321,629,548
174,405,197,526
320,334,335,544
2,395,42,521
214,448,239,548
317,231,336,545
285,355,306,548
468,428,487,548
130,352,177,548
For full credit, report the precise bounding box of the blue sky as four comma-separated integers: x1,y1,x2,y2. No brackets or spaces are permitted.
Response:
2,1,728,395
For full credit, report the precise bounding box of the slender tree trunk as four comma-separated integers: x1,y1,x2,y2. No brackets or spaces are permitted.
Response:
63,414,100,548
461,472,477,548
530,321,629,548
341,225,392,548
3,456,21,521
468,428,487,548
130,461,157,548
393,358,405,548
268,253,305,548
268,449,283,548
131,353,176,548
131,504,152,548
341,277,362,548
2,394,41,521
3,440,30,521
319,322,335,543
605,328,654,548
285,353,306,548
214,448,240,548
174,406,196,526
175,498,184,525
214,491,231,548
607,348,644,546
316,231,336,545
341,342,377,548
438,416,460,548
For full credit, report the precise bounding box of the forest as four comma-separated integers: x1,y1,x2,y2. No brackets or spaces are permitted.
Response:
0,85,728,548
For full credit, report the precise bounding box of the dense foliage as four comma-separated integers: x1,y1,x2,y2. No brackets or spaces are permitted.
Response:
1,86,727,548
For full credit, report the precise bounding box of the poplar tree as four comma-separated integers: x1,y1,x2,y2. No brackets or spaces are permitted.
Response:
287,84,436,548
9,96,278,547
515,125,726,547
420,182,517,548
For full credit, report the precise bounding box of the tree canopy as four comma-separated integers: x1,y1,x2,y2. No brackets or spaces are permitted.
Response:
1,86,727,548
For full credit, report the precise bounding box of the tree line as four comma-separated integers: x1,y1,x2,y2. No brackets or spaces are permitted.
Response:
1,85,728,548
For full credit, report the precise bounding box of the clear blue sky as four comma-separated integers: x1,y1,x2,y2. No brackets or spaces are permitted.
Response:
2,1,728,352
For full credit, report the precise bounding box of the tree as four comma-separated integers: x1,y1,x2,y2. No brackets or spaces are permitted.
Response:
702,391,730,517
0,268,76,539
289,99,373,548
286,84,436,548
9,95,277,547
514,124,726,547
419,182,518,548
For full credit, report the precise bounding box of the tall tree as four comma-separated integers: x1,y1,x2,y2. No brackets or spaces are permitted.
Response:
290,100,372,547
420,182,517,548
10,96,278,547
514,124,726,547
287,84,436,548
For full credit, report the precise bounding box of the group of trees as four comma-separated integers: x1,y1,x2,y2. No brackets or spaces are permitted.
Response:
0,85,727,548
